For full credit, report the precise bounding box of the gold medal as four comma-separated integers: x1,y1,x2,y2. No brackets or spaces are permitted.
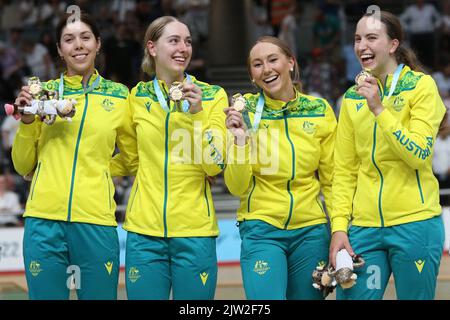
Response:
28,77,43,97
232,93,246,112
169,82,184,101
355,69,372,86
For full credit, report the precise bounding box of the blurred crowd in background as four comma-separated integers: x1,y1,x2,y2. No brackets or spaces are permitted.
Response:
0,0,450,227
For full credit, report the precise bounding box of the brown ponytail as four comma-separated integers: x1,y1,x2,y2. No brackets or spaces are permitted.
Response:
395,45,424,73
364,11,424,72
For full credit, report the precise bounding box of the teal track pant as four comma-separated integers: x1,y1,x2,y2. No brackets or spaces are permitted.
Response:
239,220,330,300
23,217,120,300
125,232,217,300
337,216,445,300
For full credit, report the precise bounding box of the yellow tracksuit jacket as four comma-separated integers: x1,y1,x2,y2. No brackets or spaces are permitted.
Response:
224,90,337,230
12,71,135,226
331,65,446,233
111,76,228,237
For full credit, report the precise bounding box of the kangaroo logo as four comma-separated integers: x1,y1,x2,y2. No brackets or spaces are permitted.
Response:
101,98,115,112
29,261,43,277
253,260,270,275
128,267,141,283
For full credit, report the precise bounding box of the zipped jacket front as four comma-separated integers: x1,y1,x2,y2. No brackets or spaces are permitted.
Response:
12,71,135,226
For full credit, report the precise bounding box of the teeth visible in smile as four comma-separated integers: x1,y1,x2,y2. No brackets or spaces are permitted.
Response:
264,75,278,83
74,54,87,60
361,54,374,59
174,57,185,62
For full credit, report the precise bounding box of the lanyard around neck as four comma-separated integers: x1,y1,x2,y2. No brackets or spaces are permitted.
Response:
153,74,192,113
252,92,265,132
58,72,101,99
243,91,265,133
250,91,297,132
386,63,404,98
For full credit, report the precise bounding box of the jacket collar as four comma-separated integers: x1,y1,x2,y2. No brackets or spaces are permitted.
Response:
378,64,410,97
263,87,301,110
62,69,101,90
154,74,196,93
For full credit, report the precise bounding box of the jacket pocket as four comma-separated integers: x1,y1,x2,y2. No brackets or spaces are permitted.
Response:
105,172,112,210
127,182,139,213
415,170,425,205
204,178,211,217
30,162,42,201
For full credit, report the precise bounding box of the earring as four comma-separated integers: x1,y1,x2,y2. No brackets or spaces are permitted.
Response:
290,68,294,72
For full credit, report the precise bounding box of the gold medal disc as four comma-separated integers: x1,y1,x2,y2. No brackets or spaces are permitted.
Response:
169,82,184,101
232,93,246,112
29,83,42,96
355,69,372,86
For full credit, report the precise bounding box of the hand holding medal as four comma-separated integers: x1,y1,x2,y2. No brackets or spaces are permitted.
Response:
183,82,203,114
231,93,247,112
169,81,185,112
5,76,77,125
224,93,248,146
355,69,372,87
355,68,384,116
168,81,203,114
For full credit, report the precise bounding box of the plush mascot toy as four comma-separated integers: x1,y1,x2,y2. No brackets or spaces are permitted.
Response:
312,249,365,297
4,77,76,125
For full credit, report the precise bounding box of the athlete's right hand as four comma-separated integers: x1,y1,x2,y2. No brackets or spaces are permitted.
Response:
224,107,248,146
16,85,33,106
329,231,355,269
14,86,35,124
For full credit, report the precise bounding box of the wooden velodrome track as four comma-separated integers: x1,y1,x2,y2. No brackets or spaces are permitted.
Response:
0,255,449,300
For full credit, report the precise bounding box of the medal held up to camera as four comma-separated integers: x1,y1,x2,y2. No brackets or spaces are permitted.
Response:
355,69,373,86
4,77,77,125
169,81,187,112
232,93,247,112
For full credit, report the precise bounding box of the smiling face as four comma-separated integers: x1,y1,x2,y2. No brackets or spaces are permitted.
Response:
147,21,192,80
354,16,399,76
57,20,100,77
249,41,295,101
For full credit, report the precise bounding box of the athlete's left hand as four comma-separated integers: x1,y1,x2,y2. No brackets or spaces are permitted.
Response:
183,83,203,114
356,77,384,116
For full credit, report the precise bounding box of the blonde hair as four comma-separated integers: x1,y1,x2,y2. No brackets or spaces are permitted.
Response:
247,36,302,91
141,16,181,76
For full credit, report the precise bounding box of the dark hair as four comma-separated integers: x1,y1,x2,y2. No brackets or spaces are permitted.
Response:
248,36,302,91
363,10,423,72
56,12,100,47
363,11,449,132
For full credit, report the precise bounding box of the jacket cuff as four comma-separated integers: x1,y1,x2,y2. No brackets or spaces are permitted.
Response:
331,216,349,234
17,119,39,138
228,141,250,164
